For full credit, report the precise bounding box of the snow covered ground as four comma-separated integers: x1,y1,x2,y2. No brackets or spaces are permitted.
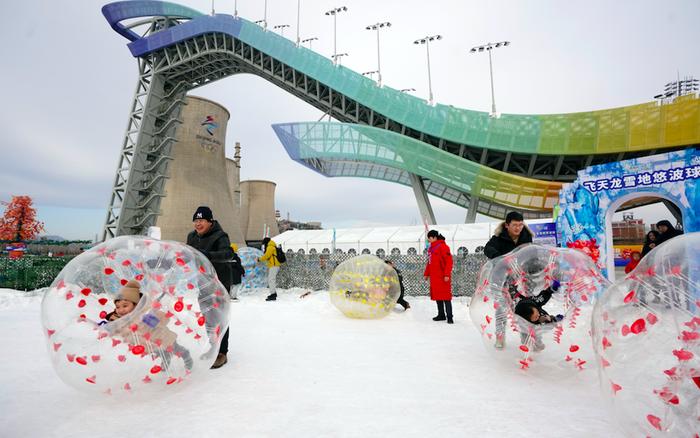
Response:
0,288,623,438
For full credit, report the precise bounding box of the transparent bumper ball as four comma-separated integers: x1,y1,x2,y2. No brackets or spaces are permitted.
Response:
329,255,401,319
238,247,268,289
470,244,610,375
592,232,700,436
40,236,230,395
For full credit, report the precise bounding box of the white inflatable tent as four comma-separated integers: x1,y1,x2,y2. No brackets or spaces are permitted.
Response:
271,219,554,255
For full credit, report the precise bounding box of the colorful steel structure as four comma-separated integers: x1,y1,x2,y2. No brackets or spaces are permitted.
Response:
101,1,700,237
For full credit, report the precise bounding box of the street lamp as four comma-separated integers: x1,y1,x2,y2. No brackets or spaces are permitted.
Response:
325,6,348,65
211,0,215,15
234,0,238,18
255,0,268,30
362,70,379,81
274,24,290,37
331,52,349,66
470,40,510,117
301,37,318,49
654,76,698,104
413,34,442,106
366,21,391,87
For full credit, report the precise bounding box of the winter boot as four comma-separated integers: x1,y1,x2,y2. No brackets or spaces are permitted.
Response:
433,300,446,321
445,301,453,324
210,353,228,369
265,293,277,301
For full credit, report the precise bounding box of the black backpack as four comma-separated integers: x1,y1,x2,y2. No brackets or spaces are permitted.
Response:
275,244,287,263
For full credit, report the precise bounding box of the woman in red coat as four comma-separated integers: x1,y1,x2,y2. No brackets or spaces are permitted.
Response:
424,230,454,324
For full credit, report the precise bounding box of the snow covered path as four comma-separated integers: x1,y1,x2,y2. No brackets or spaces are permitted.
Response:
0,289,622,437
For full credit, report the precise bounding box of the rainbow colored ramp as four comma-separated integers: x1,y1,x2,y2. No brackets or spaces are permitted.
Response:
101,1,700,226
273,122,562,218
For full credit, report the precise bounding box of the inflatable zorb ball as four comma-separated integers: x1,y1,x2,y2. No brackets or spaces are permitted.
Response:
329,255,401,319
470,244,609,375
238,247,268,289
41,236,230,395
592,232,700,436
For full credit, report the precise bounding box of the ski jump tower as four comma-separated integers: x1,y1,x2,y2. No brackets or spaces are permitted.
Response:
101,1,700,239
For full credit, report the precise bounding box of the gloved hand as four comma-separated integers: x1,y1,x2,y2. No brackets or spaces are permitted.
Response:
551,280,561,292
554,314,564,322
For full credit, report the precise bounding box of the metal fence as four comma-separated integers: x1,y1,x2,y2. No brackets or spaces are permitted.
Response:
0,256,71,291
0,253,490,296
277,253,489,297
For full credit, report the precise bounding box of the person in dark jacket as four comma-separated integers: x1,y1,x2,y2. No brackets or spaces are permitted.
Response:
655,220,683,245
385,260,410,310
485,211,534,348
229,243,245,301
186,206,234,369
484,211,533,260
640,230,660,259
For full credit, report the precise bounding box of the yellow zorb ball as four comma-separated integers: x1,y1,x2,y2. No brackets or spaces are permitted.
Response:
329,255,401,319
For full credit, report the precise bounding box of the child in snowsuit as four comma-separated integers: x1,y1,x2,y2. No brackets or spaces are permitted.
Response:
513,281,563,351
111,280,193,370
624,251,641,274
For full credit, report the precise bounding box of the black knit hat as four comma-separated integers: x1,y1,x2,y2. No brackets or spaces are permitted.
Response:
192,206,213,222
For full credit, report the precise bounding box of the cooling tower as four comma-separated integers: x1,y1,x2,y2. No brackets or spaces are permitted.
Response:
156,95,244,244
240,180,280,241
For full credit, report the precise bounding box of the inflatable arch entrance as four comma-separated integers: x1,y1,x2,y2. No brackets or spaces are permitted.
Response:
557,148,700,279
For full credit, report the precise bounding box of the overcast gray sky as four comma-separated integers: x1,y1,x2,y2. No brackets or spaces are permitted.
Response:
1,0,699,240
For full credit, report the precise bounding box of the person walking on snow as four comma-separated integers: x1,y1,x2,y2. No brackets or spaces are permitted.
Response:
186,206,234,369
424,230,454,324
259,237,281,301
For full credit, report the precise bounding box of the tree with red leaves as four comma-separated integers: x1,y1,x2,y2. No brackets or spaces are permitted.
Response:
0,196,45,241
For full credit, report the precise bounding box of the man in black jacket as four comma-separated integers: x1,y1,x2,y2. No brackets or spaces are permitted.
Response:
483,211,533,349
186,206,234,369
484,211,533,260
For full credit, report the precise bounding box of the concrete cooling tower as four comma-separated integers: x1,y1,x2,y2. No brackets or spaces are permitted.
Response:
240,180,280,241
156,95,244,244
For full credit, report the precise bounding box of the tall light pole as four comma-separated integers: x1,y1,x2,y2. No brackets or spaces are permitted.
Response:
470,41,510,117
366,22,391,87
274,24,290,37
413,35,442,106
301,37,318,49
211,0,215,15
332,52,349,66
234,0,238,18
256,0,268,30
296,0,301,46
325,6,348,65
